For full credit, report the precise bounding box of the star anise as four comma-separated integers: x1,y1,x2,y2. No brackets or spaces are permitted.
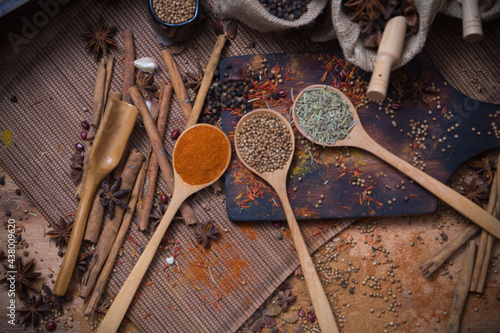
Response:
456,177,489,205
74,252,91,282
344,0,385,22
185,59,204,92
81,17,118,61
276,290,296,311
468,156,494,184
99,177,131,219
46,217,73,247
401,70,439,107
42,284,70,312
1,257,41,301
403,0,419,33
16,295,50,329
150,203,166,232
136,71,157,99
193,220,220,249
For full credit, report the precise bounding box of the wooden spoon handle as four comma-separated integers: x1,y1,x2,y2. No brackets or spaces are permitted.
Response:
97,192,186,333
367,16,407,102
53,175,101,296
461,0,483,42
276,189,339,333
364,137,500,239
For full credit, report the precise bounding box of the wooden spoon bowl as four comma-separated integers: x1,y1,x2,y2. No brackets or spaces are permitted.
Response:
98,124,231,333
292,84,500,239
54,99,139,296
234,109,339,333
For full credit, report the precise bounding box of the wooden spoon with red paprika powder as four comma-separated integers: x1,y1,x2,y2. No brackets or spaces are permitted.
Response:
98,124,231,333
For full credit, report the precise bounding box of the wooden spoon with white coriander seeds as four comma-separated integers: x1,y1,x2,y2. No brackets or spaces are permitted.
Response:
234,109,340,333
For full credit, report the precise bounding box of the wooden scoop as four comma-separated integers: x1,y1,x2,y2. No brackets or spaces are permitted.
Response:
292,85,500,240
234,109,339,333
53,99,139,296
97,124,231,333
366,16,407,102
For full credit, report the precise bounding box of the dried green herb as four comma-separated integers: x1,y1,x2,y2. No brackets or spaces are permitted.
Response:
295,87,357,145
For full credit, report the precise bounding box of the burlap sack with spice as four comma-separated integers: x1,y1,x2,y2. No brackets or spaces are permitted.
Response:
312,0,448,72
440,0,500,20
214,0,328,32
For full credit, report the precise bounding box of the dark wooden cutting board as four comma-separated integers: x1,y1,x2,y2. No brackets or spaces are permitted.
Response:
221,50,500,222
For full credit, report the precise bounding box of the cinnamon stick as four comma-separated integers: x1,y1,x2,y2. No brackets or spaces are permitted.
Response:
138,85,173,231
161,49,192,120
446,240,476,333
80,149,144,298
476,233,494,293
470,172,497,291
103,55,114,109
113,29,136,180
129,85,198,225
75,59,107,199
121,29,135,104
83,92,122,243
420,224,480,278
185,34,226,128
84,162,147,315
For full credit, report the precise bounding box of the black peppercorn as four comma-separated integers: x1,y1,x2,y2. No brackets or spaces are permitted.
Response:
5,210,11,217
0,177,5,186
15,189,21,196
58,251,64,257
10,95,18,103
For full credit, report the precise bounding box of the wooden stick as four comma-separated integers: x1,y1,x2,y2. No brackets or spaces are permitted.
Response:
138,85,173,231
185,35,226,128
83,92,122,243
84,162,147,315
129,86,198,225
75,59,107,199
103,55,114,109
80,150,144,298
470,172,498,291
121,29,135,104
161,49,192,120
446,240,476,333
420,224,480,278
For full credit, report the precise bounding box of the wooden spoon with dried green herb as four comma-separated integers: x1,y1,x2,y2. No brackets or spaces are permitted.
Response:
292,84,500,240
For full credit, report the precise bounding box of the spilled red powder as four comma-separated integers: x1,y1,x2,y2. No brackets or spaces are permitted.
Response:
183,242,249,294
236,222,257,240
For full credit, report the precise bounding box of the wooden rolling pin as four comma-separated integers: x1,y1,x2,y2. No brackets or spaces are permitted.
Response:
366,16,407,102
459,0,483,42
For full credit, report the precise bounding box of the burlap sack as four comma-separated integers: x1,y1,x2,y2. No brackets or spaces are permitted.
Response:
440,0,500,20
312,0,448,72
214,0,328,32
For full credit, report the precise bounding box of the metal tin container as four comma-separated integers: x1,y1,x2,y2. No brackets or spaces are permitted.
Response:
148,0,200,43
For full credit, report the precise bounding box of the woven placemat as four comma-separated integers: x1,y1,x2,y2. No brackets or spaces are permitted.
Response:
0,1,498,332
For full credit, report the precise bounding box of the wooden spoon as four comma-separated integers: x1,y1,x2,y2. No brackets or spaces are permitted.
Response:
292,84,500,240
97,124,231,333
234,109,339,333
53,100,138,296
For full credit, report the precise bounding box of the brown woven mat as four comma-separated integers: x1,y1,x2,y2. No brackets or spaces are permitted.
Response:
0,1,498,332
